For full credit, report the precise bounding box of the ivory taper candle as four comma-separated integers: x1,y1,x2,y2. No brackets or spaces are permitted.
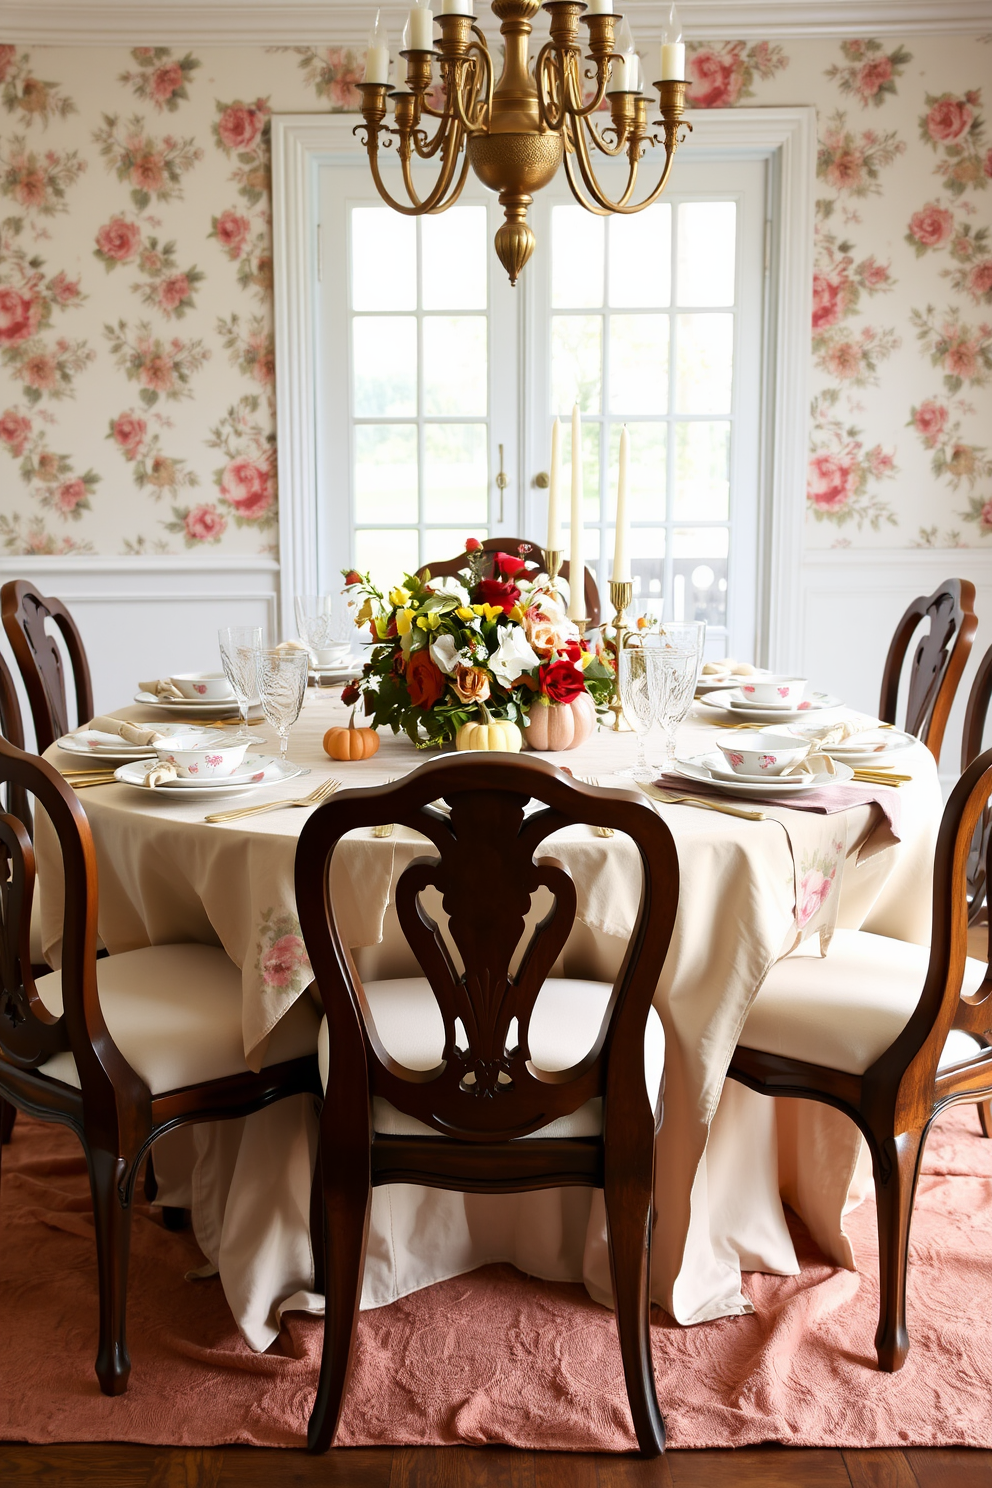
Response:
547,417,562,552
568,403,584,619
612,425,631,582
364,10,390,82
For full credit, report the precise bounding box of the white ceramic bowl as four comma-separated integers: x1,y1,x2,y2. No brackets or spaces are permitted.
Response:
152,735,249,778
716,730,810,777
169,671,236,702
734,675,808,708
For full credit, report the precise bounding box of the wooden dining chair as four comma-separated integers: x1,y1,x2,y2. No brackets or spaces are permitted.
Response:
296,753,678,1455
1,579,94,754
878,577,977,766
418,537,602,628
0,735,323,1395
727,743,992,1373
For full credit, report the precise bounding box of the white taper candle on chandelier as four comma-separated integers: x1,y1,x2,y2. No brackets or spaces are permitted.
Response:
660,2,685,81
441,0,473,12
585,0,615,12
612,425,631,583
547,417,561,552
606,17,637,93
405,2,434,50
568,404,584,619
364,10,390,82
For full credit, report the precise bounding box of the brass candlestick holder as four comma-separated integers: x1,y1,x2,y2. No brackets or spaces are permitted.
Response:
545,547,563,603
607,577,633,732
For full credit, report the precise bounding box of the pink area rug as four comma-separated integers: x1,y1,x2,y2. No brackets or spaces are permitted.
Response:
2,1105,992,1450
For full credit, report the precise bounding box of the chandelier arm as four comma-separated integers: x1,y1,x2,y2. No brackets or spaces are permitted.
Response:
562,54,612,120
468,40,495,125
401,120,465,209
364,125,463,217
412,96,456,158
535,43,567,134
448,54,488,135
561,143,613,216
425,150,473,213
579,113,632,159
571,117,680,215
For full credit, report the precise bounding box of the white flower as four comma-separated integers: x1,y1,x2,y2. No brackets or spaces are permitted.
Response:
429,633,462,674
432,575,471,606
489,627,540,686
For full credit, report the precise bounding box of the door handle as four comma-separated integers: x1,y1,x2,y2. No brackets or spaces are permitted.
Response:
496,443,509,522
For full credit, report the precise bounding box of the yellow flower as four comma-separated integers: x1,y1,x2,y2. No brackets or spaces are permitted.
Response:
455,606,475,621
356,597,373,627
396,608,413,636
416,612,441,632
579,650,592,670
389,586,411,608
472,603,504,623
508,603,526,623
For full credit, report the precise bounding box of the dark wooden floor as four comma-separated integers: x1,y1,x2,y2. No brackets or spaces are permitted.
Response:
0,1444,988,1486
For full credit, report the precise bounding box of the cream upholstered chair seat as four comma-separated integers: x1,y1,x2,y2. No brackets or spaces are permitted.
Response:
33,944,320,1094
741,929,986,1077
317,975,665,1138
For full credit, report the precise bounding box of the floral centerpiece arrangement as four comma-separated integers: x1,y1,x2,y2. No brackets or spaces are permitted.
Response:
340,541,614,750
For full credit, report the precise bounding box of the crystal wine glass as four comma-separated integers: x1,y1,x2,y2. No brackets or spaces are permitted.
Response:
255,648,309,766
295,593,352,671
618,643,661,781
218,625,262,743
643,622,706,774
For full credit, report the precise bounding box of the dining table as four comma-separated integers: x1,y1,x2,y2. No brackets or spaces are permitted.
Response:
36,686,944,1354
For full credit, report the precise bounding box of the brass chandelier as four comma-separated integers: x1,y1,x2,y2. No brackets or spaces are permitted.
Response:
356,1,691,284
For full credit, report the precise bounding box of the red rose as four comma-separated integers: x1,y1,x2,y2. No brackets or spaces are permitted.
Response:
214,209,251,258
464,536,481,551
340,682,360,706
112,413,147,459
219,456,273,519
687,49,742,109
0,409,32,457
811,273,842,332
491,551,527,578
474,577,521,612
217,103,265,152
927,97,973,144
807,452,857,513
909,204,954,248
0,286,42,347
184,504,227,543
406,649,445,709
343,569,362,586
96,217,141,262
539,658,585,705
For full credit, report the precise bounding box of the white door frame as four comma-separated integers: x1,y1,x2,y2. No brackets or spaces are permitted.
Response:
272,108,815,661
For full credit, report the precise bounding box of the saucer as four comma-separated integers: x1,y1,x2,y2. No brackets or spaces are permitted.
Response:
114,755,303,797
674,752,854,797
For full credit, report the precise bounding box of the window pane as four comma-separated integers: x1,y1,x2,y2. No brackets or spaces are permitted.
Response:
609,314,669,415
424,529,488,568
673,422,730,521
352,209,416,311
354,528,419,590
423,316,487,415
677,202,736,307
354,425,418,525
675,314,733,414
552,315,603,414
672,526,729,626
629,528,666,617
607,422,666,522
562,420,601,519
353,316,417,416
422,207,488,310
608,205,671,307
552,207,605,308
424,423,488,522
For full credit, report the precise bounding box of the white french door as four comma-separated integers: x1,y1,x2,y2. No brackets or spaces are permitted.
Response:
315,153,766,657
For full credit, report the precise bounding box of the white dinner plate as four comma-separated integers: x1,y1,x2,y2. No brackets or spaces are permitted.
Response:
808,727,917,767
695,668,771,696
700,687,843,723
56,723,223,763
674,752,854,797
114,754,303,798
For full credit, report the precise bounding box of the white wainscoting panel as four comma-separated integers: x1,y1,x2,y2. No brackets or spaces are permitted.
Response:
0,557,279,749
799,549,992,791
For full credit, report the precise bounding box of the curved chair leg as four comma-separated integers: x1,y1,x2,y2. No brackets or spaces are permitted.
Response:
87,1145,133,1396
604,1162,666,1457
870,1127,926,1373
0,1098,15,1145
307,1148,373,1453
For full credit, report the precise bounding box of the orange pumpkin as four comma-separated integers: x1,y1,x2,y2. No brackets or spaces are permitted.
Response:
323,711,380,761
523,692,596,752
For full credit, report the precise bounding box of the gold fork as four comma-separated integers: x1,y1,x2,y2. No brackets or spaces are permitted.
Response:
204,776,340,825
635,781,766,821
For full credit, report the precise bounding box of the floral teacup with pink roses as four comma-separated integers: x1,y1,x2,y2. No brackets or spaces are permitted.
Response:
734,675,807,708
169,671,237,702
715,730,811,778
151,734,249,778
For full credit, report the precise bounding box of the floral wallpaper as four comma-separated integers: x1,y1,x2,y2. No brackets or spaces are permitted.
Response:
0,34,989,556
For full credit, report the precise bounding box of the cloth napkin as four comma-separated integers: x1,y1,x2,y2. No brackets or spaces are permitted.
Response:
141,761,179,788
782,748,837,777
65,715,174,748
138,677,185,700
793,713,886,750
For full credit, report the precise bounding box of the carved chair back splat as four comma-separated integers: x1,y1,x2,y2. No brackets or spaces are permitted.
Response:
296,753,680,1456
1,580,94,754
417,537,602,629
878,577,977,766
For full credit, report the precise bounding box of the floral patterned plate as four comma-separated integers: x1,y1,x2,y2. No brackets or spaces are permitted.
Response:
675,753,854,797
113,755,304,796
700,688,843,723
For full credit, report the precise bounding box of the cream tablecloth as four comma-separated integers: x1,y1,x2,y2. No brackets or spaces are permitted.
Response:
39,691,943,1351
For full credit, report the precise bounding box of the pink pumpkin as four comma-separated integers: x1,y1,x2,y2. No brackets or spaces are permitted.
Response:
523,692,596,752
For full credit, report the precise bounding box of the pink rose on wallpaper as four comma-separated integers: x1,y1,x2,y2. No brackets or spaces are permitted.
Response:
968,262,992,298
0,410,32,457
823,145,865,192
260,933,308,990
113,413,147,459
55,478,87,514
220,456,272,519
808,452,857,513
217,103,265,151
0,45,16,83
857,57,892,101
811,273,842,331
979,501,992,532
824,339,863,380
909,203,954,249
96,217,141,262
140,354,175,393
687,50,742,109
158,273,191,312
859,257,890,288
35,450,59,480
215,209,251,258
867,446,895,477
21,354,57,391
131,153,165,193
926,97,974,144
0,287,42,347
14,169,46,208
48,272,81,305
151,63,184,103
252,350,275,386
943,337,979,381
184,504,227,543
913,400,948,446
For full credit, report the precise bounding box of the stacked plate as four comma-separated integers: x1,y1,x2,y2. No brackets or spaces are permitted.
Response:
700,687,843,724
695,667,771,697
57,722,216,764
675,751,854,798
114,754,303,801
794,726,917,769
133,690,250,718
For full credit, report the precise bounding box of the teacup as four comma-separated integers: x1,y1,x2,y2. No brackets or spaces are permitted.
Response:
311,642,351,669
735,675,807,707
716,731,810,777
152,734,249,778
169,671,236,702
